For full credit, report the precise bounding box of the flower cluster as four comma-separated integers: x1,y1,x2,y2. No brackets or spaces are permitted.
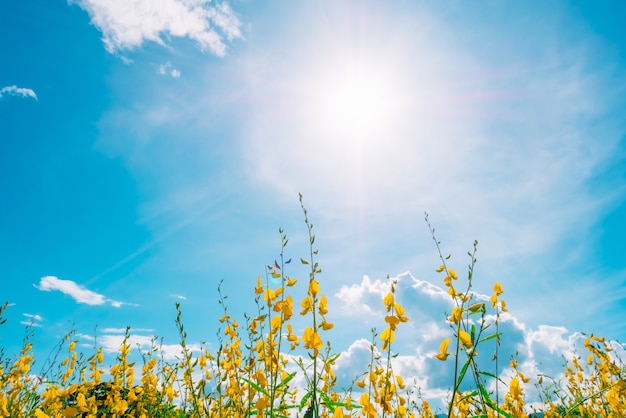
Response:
1,213,625,417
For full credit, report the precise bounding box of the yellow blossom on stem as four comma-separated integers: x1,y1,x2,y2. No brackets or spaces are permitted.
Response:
435,338,451,361
321,320,334,330
300,296,313,315
459,330,472,349
449,306,463,324
493,282,503,295
271,266,281,278
380,327,395,350
302,326,323,351
309,279,319,296
255,276,263,294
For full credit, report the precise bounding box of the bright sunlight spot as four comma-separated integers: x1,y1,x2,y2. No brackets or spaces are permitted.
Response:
303,55,404,139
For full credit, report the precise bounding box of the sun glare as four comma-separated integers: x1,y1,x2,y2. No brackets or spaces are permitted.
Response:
303,57,403,139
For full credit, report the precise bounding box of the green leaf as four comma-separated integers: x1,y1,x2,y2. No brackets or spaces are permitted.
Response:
300,258,309,265
457,360,471,387
478,383,512,417
299,390,313,409
275,371,297,390
241,378,269,397
318,390,334,412
471,324,476,344
458,390,478,402
478,332,501,344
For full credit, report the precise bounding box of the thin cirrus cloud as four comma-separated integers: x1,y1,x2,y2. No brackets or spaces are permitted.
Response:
20,313,44,327
69,0,243,57
78,331,201,361
0,85,37,100
35,276,126,308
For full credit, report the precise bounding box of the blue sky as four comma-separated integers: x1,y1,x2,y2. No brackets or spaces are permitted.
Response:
2,0,626,409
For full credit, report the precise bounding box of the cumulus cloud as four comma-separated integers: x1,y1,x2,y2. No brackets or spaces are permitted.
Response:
69,0,242,56
35,276,126,308
0,85,37,100
333,272,626,409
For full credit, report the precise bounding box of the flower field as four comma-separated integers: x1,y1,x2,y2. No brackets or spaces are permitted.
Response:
1,199,625,417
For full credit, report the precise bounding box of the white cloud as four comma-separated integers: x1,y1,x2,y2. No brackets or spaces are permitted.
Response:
35,276,125,308
100,327,154,333
235,2,626,341
84,331,201,361
20,313,44,327
0,85,37,100
69,0,242,56
332,271,626,409
158,61,181,78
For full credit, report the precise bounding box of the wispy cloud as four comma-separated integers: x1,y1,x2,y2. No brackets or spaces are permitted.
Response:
0,85,37,100
100,327,154,333
69,0,242,57
78,331,201,361
158,61,181,78
35,276,126,308
20,313,44,327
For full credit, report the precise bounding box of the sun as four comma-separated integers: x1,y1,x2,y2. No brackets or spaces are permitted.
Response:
301,54,404,139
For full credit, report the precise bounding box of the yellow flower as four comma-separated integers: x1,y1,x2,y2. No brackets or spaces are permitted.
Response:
448,306,463,324
509,377,522,398
255,276,263,294
501,299,508,312
256,396,270,411
435,338,450,361
459,330,472,349
490,293,498,308
493,282,503,295
300,296,313,315
33,409,49,418
383,292,394,310
286,276,297,286
395,375,406,389
333,407,345,418
309,279,319,296
321,320,334,330
385,315,400,329
436,264,445,273
302,326,323,351
380,327,395,350
270,315,282,331
264,288,277,303
607,388,619,410
272,266,281,278
318,294,329,315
